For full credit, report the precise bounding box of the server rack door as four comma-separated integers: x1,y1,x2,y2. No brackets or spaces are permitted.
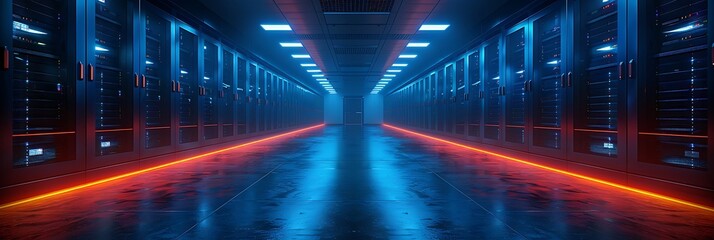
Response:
139,5,174,158
455,59,467,135
200,39,219,143
430,74,437,131
2,0,86,186
85,0,139,168
445,64,455,133
483,37,502,144
247,63,256,133
236,57,247,135
257,68,264,132
277,78,284,129
568,0,628,171
267,74,274,130
467,50,483,140
504,26,529,150
628,0,713,188
176,26,200,149
529,3,568,158
436,70,445,132
221,48,235,138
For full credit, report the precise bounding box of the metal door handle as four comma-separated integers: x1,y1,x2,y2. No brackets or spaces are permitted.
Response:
172,80,176,92
134,73,139,87
177,82,181,92
618,61,624,80
3,46,9,71
88,64,94,81
78,62,85,80
567,72,572,87
560,73,566,88
142,74,146,88
628,59,634,79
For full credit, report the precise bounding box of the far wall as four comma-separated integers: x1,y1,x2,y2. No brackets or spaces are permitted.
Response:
323,94,383,125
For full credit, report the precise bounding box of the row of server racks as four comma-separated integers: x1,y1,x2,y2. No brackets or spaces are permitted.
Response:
386,0,714,190
0,0,323,188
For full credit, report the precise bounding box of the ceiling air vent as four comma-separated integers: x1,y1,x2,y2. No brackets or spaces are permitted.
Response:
334,47,377,55
320,0,395,13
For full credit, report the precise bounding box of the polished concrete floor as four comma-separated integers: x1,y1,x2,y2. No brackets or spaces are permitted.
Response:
1,125,713,239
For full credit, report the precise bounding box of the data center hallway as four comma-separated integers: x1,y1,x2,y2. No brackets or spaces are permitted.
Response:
1,125,713,239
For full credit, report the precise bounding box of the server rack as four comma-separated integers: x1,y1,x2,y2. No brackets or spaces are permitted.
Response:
236,57,247,135
483,37,502,144
200,38,220,144
629,0,714,187
429,74,437,131
176,24,200,150
568,0,629,171
467,49,483,141
221,47,235,139
85,0,139,168
139,4,175,158
455,59,467,135
257,68,265,132
1,0,86,185
247,63,256,133
445,64,455,133
529,2,568,159
504,25,529,151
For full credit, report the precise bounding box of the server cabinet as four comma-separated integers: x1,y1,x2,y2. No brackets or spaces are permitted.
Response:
568,0,628,171
483,37,502,144
1,0,86,185
236,57,247,134
445,64,455,133
467,50,483,140
277,78,284,129
176,25,200,149
529,3,568,158
455,59,467,135
267,74,274,130
221,48,235,138
429,74,437,131
257,68,265,132
85,0,139,167
139,4,174,158
247,64,256,133
200,39,219,144
629,0,714,187
504,25,529,150
436,70,445,132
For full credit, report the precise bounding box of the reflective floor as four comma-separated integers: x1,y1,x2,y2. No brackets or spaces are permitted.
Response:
1,125,713,239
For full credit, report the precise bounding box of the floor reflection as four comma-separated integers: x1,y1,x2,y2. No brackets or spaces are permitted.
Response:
1,125,713,239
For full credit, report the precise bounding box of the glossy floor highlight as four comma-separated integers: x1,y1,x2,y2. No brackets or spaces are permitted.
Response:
1,125,713,239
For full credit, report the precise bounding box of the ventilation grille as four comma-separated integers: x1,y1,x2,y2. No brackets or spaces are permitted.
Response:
334,47,377,54
320,0,395,13
295,34,413,40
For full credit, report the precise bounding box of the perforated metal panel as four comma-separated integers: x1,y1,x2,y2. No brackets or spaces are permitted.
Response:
320,0,394,13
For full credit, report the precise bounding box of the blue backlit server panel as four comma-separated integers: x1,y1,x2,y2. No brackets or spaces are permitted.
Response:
385,0,714,190
0,0,323,188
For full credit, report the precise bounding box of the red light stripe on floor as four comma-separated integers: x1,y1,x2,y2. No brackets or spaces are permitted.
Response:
383,124,714,213
0,124,324,210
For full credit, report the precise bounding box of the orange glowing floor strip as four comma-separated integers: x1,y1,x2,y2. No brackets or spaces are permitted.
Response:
383,124,714,213
0,124,324,210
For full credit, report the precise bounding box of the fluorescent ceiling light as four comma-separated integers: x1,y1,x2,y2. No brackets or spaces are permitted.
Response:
419,24,450,31
307,69,321,73
316,78,328,81
387,69,402,73
292,54,311,58
280,42,303,47
381,78,392,81
378,81,389,84
312,74,324,77
384,74,396,77
301,63,317,67
392,63,408,67
261,24,292,31
398,54,417,59
407,42,430,47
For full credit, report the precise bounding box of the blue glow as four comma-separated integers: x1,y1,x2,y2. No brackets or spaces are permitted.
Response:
515,70,524,74
145,60,154,65
493,76,500,80
596,45,616,52
292,54,311,59
261,24,292,31
95,46,110,52
13,21,47,35
546,60,560,65
307,69,321,73
399,55,417,59
381,78,392,81
384,74,397,77
664,23,702,33
180,70,188,74
312,74,324,77
392,63,408,67
301,63,317,67
387,69,402,73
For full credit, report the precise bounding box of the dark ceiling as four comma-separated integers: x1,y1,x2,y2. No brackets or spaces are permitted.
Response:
198,0,514,96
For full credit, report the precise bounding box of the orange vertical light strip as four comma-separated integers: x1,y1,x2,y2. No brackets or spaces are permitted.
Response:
382,124,714,213
0,124,325,210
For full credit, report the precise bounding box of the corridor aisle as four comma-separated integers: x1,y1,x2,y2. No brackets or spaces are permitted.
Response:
1,126,713,239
